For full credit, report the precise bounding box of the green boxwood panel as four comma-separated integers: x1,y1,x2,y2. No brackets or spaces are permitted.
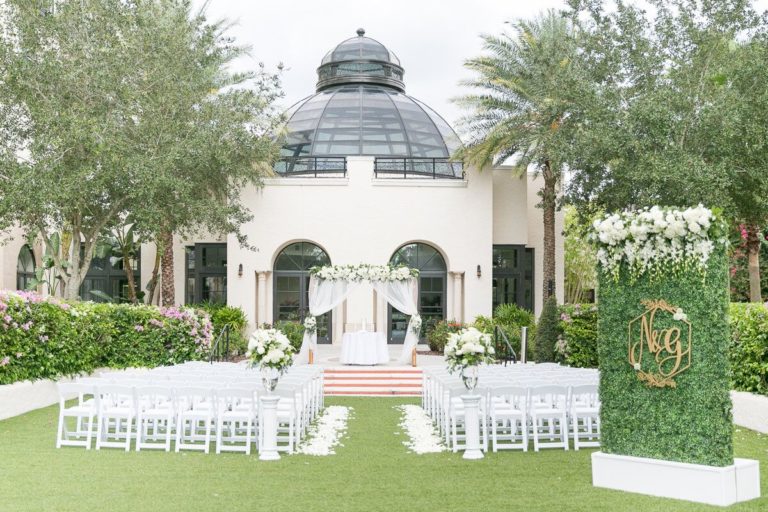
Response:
597,248,733,467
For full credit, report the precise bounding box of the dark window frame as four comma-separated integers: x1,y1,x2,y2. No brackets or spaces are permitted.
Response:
272,242,332,344
185,243,227,305
492,244,534,312
16,244,36,291
388,242,447,344
79,246,141,303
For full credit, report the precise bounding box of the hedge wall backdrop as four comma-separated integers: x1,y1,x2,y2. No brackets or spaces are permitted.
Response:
594,206,733,467
0,291,212,385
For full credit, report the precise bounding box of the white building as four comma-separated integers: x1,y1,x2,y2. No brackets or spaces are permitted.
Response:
0,30,563,345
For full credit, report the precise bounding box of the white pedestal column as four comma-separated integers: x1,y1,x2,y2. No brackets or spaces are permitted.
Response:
259,395,281,461
460,394,484,460
450,271,464,322
256,271,270,326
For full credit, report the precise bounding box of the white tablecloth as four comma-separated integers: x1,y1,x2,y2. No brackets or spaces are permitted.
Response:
340,331,389,365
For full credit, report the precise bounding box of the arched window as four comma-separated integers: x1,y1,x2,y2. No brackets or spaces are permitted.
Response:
273,242,332,344
389,242,446,343
16,245,36,291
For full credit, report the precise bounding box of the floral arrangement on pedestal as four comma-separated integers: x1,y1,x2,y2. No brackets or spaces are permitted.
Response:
310,264,418,282
444,327,495,390
303,315,317,335
590,205,727,282
247,328,295,391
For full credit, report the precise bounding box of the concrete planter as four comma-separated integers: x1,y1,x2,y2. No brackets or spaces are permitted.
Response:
592,451,760,507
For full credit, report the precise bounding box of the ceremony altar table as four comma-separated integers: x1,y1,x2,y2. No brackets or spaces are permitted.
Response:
340,331,389,365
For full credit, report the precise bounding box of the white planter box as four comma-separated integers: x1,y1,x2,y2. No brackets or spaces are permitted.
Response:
592,452,760,507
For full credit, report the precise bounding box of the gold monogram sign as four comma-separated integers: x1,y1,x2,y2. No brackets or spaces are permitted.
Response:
628,299,692,388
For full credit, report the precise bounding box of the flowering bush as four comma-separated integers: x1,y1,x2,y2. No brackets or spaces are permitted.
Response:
310,264,418,282
444,327,495,372
246,328,294,371
426,319,465,352
0,291,212,385
591,205,727,282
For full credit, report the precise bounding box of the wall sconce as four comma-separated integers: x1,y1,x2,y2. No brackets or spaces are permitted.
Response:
238,263,243,278
476,265,482,278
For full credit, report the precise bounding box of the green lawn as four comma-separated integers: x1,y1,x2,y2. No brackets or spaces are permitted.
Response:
0,398,766,512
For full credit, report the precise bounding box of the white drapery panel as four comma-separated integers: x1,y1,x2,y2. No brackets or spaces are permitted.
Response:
371,280,419,364
295,276,419,365
295,277,359,364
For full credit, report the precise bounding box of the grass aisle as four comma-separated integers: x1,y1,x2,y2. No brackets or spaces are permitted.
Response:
1,398,767,511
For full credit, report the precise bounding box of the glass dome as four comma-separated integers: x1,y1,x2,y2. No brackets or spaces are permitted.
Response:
280,29,462,166
281,84,462,158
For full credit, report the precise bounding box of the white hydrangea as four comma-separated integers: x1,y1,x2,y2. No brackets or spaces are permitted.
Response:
444,327,495,372
247,328,295,371
310,264,419,282
590,205,724,281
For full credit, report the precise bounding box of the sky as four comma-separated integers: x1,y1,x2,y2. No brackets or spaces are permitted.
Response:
191,0,567,131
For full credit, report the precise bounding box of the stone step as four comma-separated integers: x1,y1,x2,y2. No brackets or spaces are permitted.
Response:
323,367,423,397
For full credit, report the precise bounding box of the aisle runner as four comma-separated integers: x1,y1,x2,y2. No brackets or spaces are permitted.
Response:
296,406,353,456
395,405,446,454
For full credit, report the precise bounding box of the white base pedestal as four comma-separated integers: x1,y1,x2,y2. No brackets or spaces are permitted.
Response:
592,452,760,507
461,394,484,460
259,395,281,461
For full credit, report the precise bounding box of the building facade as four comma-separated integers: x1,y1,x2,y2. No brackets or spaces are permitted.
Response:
0,30,564,344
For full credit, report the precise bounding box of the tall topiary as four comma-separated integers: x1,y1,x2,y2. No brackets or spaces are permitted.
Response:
535,296,559,362
592,206,732,466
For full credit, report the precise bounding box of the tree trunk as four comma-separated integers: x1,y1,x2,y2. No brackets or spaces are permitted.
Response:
746,224,762,303
541,160,557,304
146,245,162,305
160,229,175,307
122,244,138,304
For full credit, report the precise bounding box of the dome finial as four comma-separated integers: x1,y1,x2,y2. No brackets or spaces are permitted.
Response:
356,28,365,37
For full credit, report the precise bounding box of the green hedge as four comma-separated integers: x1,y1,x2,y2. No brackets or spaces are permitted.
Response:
729,303,768,395
597,248,733,467
0,291,212,385
194,302,248,355
556,304,598,368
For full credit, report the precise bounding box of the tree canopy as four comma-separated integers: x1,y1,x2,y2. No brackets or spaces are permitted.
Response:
0,0,283,300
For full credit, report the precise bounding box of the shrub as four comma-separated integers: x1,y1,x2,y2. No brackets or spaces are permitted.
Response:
194,302,248,355
556,303,598,368
729,303,768,395
425,320,465,353
535,297,559,363
493,303,536,361
0,291,212,385
274,321,305,352
472,304,536,362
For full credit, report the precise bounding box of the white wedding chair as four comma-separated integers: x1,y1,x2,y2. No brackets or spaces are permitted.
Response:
175,387,216,453
216,388,258,455
56,383,97,449
569,384,600,450
135,386,176,452
489,386,529,452
95,384,137,451
529,385,569,451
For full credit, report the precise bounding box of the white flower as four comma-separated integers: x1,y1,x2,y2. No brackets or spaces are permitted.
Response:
673,308,688,322
634,363,641,371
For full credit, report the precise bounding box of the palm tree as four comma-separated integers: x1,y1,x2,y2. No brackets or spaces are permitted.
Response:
456,10,582,304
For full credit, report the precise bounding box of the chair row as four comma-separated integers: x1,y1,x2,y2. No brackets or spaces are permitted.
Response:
56,374,322,455
423,371,600,453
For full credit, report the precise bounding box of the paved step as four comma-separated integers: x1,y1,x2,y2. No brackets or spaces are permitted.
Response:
323,367,423,397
